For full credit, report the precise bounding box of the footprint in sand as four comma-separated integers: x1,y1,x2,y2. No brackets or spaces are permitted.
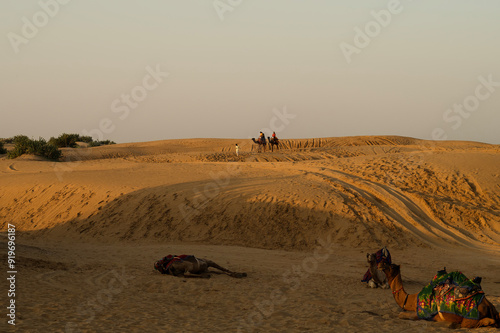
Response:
8,164,18,171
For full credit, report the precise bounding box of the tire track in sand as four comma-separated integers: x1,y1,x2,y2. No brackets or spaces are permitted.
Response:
303,167,493,250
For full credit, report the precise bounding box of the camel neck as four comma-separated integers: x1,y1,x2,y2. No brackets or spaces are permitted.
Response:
389,273,411,311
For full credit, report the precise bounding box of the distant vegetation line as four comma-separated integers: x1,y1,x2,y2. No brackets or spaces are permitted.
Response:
0,133,115,160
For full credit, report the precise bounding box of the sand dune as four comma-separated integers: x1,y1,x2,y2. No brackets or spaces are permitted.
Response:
2,136,499,250
1,136,499,332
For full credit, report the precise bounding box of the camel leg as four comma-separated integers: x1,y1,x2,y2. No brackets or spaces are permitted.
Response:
460,319,482,328
398,312,419,320
459,318,496,328
204,259,247,278
380,282,390,289
475,318,497,328
182,272,211,279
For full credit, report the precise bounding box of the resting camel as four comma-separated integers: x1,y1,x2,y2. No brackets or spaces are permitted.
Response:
378,263,500,328
366,253,389,289
362,246,391,288
251,138,267,152
267,136,279,152
154,255,247,278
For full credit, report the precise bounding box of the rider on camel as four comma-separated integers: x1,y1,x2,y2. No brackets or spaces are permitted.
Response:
271,131,278,144
259,131,266,144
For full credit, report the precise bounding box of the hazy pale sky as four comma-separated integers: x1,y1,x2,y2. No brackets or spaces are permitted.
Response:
1,0,499,144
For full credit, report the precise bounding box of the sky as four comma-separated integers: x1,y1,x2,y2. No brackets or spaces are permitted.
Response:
1,0,499,144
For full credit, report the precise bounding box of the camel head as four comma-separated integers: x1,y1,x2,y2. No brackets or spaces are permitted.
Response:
378,262,400,282
366,253,376,264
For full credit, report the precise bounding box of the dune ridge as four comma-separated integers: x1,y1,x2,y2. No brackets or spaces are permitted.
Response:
1,136,499,252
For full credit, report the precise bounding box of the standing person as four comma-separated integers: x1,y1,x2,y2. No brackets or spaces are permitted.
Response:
235,144,239,156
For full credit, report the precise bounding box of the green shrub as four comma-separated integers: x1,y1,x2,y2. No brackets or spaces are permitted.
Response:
88,140,116,147
78,135,94,143
7,146,27,159
13,135,30,145
48,133,112,147
48,133,80,148
0,141,7,154
7,135,31,158
7,136,61,160
42,143,62,160
3,132,117,160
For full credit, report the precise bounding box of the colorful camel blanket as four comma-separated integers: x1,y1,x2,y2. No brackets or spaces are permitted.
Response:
417,270,484,320
362,247,391,283
154,255,193,275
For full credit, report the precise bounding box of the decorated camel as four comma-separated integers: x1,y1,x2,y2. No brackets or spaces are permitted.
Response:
362,247,390,289
366,252,389,288
378,262,499,328
267,136,279,152
154,255,247,278
251,138,267,152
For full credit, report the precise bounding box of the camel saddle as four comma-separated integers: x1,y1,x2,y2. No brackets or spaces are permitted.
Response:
417,270,485,320
154,255,193,275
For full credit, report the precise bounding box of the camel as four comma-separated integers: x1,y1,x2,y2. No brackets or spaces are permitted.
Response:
378,262,500,328
267,136,279,152
251,138,267,152
362,246,391,288
154,255,247,279
268,136,279,151
366,252,389,289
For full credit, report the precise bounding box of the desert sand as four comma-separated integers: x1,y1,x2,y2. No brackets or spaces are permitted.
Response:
1,136,499,332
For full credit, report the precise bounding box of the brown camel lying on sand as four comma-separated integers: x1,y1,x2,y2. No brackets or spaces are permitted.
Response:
378,262,500,328
362,247,391,288
154,255,247,278
366,253,389,289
